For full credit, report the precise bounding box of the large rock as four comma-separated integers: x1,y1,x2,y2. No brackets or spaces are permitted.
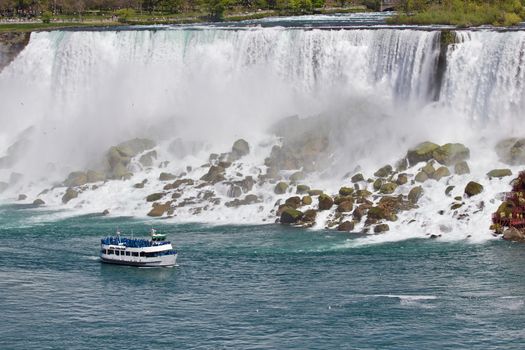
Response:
106,138,155,179
454,161,470,175
337,221,355,232
406,141,440,166
274,182,289,194
227,185,242,198
200,166,225,184
351,173,365,183
496,138,525,165
225,194,260,207
318,194,334,211
159,172,177,181
337,201,354,213
289,171,305,183
503,227,525,242
408,186,424,204
111,163,132,180
32,198,45,205
396,174,408,185
379,182,397,195
374,224,390,233
487,169,512,179
146,193,164,202
139,150,157,167
87,170,105,183
231,139,250,160
432,143,470,166
147,203,171,217
464,181,483,197
374,165,392,178
280,207,303,224
433,166,451,181
285,196,302,209
64,171,88,187
62,188,78,204
339,187,354,196
415,171,428,183
302,195,312,205
296,185,310,194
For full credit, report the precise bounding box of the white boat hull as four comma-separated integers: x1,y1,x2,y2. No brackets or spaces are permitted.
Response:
100,253,177,267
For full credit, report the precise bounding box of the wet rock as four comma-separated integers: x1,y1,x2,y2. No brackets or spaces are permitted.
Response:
146,193,164,202
148,203,171,217
379,182,397,195
395,158,408,172
172,178,194,189
231,139,250,160
285,196,302,209
17,194,27,201
374,165,393,178
296,185,310,194
134,181,146,189
339,187,354,196
495,138,525,165
406,141,440,166
289,171,305,183
159,172,177,181
367,206,386,220
302,195,312,205
64,171,88,187
374,224,390,233
503,227,525,242
351,173,365,183
337,201,353,213
487,169,512,179
396,174,408,185
337,221,355,232
433,166,451,181
200,166,226,184
302,209,317,223
274,182,289,194
102,209,110,215
308,189,323,196
280,208,303,224
432,143,470,166
451,202,463,210
227,185,242,198
415,171,428,183
318,194,334,211
445,185,455,196
353,205,368,222
87,170,105,183
408,186,424,204
225,194,260,207
236,176,255,193
373,179,384,191
62,188,78,204
106,138,155,179
454,161,470,175
422,162,435,176
218,161,231,169
32,198,45,206
139,150,157,167
111,163,132,180
334,195,353,205
464,181,483,197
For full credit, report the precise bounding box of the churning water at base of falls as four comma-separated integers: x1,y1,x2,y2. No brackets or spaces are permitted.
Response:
1,204,525,349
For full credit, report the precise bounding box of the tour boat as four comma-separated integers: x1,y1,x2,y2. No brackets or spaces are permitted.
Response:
100,229,177,267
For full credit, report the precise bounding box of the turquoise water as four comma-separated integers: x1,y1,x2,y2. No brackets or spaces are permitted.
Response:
1,204,525,349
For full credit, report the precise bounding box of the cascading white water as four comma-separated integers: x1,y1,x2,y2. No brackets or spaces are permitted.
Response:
1,26,524,242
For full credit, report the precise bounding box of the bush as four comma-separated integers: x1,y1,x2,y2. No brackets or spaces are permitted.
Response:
41,11,52,24
114,8,136,23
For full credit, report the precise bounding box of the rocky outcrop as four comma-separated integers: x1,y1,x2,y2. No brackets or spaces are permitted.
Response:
62,188,78,204
318,194,334,210
200,166,225,184
32,198,45,206
503,227,525,242
496,138,525,165
274,182,288,194
406,141,440,166
230,139,250,161
432,143,470,166
0,32,30,72
280,207,303,224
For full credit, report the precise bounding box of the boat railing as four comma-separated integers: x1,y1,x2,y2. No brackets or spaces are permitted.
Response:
101,237,171,248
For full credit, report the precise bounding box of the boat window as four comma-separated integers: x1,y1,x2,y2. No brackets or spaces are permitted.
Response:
116,251,120,256
126,251,130,256
139,252,145,257
108,250,114,255
132,252,138,257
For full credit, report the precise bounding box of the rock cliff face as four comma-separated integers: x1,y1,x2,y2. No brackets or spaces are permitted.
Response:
0,32,30,72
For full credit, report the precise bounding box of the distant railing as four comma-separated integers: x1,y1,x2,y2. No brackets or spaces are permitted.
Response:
101,237,170,248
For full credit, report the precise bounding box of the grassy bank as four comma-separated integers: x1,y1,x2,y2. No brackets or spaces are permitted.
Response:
0,5,367,33
388,1,525,27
